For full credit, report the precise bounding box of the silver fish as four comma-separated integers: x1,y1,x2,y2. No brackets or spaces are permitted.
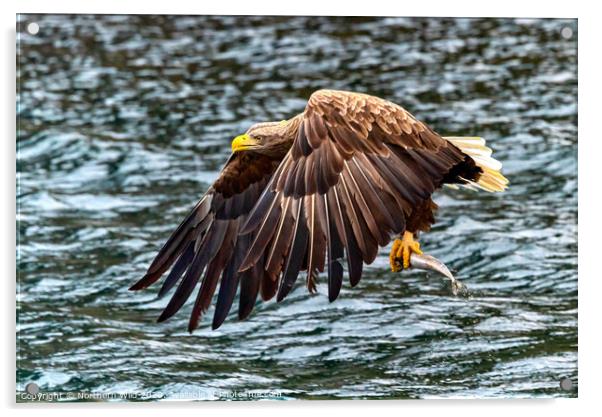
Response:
410,253,465,295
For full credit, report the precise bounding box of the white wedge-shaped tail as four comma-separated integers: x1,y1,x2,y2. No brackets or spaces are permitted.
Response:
444,136,509,192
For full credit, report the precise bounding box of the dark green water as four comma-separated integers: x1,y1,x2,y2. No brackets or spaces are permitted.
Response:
17,15,577,400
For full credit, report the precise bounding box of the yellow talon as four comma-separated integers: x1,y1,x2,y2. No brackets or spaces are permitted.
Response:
389,231,423,272
390,239,403,272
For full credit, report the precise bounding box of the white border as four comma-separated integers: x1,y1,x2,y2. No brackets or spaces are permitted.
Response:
3,0,586,17
4,0,600,416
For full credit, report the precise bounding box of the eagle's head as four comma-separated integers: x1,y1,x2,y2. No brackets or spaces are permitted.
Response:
231,119,298,157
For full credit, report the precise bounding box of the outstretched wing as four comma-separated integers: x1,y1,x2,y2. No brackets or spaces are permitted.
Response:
238,89,474,302
130,151,281,331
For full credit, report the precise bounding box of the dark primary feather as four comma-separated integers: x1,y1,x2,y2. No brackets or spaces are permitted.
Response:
265,197,295,279
158,241,195,298
324,192,344,302
130,152,280,331
129,196,212,291
238,261,262,320
276,199,308,301
212,231,250,330
157,218,229,323
338,171,379,263
328,186,363,287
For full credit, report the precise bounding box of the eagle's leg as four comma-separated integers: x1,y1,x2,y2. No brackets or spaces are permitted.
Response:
390,198,437,272
390,231,423,272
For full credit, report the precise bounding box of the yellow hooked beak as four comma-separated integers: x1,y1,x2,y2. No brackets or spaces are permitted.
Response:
231,133,259,153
